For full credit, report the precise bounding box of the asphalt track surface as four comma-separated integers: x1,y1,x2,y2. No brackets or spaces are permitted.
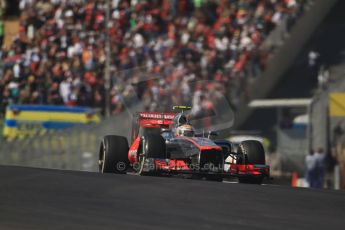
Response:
1,166,345,230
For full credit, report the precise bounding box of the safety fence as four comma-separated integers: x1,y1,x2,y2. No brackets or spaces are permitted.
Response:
0,110,132,172
277,127,307,174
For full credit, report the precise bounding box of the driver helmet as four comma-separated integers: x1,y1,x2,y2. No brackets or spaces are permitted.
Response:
175,124,195,137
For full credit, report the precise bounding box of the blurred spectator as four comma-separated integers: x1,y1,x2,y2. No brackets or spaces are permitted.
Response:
305,149,317,187
317,65,329,90
305,147,328,188
0,0,310,117
323,149,337,188
314,147,326,188
308,50,320,81
308,50,319,67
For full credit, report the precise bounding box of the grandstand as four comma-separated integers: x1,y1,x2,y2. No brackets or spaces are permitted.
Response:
0,0,311,118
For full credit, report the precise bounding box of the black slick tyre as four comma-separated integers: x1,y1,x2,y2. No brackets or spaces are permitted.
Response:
99,135,129,173
237,140,265,184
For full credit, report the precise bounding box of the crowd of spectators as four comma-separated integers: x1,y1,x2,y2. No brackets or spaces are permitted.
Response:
0,0,309,117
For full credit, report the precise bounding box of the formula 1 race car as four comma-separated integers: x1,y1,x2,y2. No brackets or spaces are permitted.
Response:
98,106,270,184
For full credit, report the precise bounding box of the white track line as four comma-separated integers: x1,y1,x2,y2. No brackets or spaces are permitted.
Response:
222,181,238,184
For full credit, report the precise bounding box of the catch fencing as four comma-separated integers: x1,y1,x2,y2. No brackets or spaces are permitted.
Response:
277,127,308,174
0,110,133,171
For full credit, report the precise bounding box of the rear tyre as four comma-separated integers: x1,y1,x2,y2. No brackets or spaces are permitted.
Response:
143,134,167,158
99,135,129,174
237,140,265,184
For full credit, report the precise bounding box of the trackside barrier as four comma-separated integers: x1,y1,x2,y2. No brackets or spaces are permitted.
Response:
0,110,133,171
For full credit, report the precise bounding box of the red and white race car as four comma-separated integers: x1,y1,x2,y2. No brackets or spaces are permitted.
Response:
99,106,270,184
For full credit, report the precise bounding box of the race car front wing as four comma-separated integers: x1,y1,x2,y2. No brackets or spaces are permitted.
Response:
138,158,270,179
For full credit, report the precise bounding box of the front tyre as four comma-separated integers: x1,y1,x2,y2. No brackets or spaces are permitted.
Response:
237,140,265,184
99,135,129,173
136,134,167,175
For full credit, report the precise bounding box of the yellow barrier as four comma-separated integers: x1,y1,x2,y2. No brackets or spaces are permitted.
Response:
329,93,345,117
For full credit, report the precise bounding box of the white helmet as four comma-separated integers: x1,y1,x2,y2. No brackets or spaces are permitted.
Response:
175,124,195,137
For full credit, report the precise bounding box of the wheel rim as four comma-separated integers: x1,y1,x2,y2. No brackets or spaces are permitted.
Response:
135,141,146,175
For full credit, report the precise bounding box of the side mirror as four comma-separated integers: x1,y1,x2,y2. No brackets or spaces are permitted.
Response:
161,128,173,140
161,128,171,133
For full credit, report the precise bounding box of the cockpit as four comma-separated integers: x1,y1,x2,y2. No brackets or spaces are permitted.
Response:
171,113,188,128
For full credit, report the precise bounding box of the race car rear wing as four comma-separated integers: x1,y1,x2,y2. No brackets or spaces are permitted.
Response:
137,112,176,127
131,112,176,143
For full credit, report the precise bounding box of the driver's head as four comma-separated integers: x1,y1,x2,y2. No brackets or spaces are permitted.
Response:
174,114,187,127
175,124,194,137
